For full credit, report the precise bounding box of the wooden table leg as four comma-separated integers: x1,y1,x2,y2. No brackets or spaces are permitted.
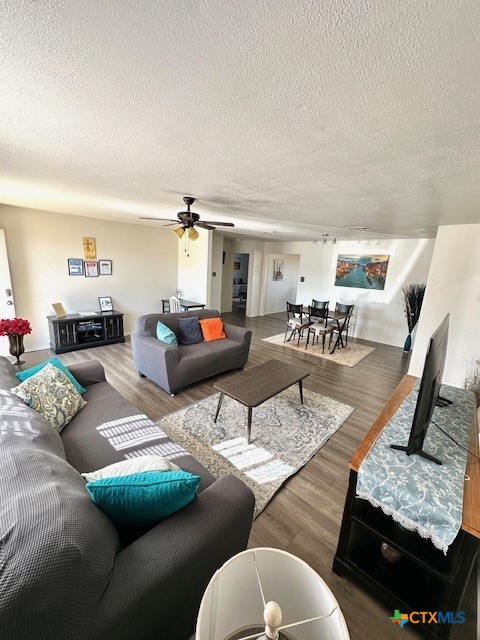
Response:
299,379,304,404
214,393,224,423
247,407,253,444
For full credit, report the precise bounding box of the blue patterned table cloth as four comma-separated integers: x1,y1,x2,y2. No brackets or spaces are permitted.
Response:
357,383,475,554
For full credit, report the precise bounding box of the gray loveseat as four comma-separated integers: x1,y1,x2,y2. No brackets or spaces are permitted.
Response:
0,356,254,640
131,309,252,395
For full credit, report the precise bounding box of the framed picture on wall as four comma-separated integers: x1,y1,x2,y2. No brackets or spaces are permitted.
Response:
273,259,284,281
67,258,84,276
83,237,96,260
234,260,241,270
99,259,112,275
84,261,99,277
335,254,390,290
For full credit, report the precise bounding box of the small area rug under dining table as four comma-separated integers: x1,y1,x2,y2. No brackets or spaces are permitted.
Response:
262,333,375,367
155,388,354,517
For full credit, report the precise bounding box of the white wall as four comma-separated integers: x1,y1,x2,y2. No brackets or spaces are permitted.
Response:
177,228,211,306
310,239,434,347
210,234,224,311
264,253,300,314
409,224,480,388
263,238,435,347
221,237,234,313
0,205,178,351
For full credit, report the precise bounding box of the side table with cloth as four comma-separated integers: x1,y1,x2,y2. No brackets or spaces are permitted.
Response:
356,381,475,553
333,375,479,640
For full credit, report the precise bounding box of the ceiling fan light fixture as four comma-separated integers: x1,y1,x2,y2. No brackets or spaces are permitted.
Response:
141,196,234,257
173,227,185,239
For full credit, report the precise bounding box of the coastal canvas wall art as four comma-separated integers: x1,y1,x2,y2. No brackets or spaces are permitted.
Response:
335,254,390,290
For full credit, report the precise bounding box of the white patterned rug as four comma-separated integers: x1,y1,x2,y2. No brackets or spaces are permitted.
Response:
262,333,375,367
155,387,354,517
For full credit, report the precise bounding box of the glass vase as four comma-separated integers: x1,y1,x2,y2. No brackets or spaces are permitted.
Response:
8,333,25,365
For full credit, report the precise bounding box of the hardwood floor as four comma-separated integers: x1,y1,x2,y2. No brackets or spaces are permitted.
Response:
23,312,474,639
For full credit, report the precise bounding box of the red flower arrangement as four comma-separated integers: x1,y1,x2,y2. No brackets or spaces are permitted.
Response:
0,317,32,336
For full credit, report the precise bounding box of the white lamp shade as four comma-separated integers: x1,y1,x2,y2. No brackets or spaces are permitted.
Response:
196,548,350,640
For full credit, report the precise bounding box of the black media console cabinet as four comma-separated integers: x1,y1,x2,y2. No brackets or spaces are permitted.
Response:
333,375,479,640
48,312,125,354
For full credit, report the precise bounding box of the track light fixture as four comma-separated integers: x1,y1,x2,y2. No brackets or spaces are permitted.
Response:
314,234,336,245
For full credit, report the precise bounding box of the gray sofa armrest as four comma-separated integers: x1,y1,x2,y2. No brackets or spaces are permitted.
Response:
131,333,180,393
95,474,255,640
67,360,107,387
223,322,252,347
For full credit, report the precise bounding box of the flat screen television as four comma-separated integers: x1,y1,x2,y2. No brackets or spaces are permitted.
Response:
390,314,451,465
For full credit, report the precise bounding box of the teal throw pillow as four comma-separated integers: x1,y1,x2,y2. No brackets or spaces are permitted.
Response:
85,470,200,527
177,316,203,345
15,357,86,395
156,321,178,346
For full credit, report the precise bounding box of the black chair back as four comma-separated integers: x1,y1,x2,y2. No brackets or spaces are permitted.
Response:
311,299,329,310
286,302,304,320
308,303,329,323
335,303,354,315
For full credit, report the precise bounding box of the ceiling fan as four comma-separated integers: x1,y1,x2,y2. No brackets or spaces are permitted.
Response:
139,196,235,237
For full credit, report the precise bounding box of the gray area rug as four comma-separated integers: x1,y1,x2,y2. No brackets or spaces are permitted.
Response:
262,333,376,367
155,388,354,517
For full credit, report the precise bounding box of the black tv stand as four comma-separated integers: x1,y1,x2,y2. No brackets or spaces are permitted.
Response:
389,443,442,465
47,312,125,353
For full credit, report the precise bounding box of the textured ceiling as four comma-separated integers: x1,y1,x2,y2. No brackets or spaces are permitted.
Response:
1,0,479,241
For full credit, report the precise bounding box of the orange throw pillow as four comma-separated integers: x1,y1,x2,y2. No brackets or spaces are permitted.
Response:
199,317,226,341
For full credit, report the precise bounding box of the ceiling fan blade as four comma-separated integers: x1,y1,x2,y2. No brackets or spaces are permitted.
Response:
201,221,235,227
196,222,216,230
138,217,178,222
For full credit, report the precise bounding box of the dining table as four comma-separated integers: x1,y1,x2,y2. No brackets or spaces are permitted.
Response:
161,298,206,313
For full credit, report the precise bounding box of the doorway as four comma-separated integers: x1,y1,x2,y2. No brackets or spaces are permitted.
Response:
232,253,249,315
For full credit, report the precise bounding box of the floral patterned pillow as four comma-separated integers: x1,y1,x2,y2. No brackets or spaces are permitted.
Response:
11,363,87,432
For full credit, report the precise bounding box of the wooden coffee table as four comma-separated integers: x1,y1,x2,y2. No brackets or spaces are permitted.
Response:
213,359,310,444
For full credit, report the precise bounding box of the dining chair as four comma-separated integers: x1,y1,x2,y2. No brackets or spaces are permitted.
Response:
169,296,182,313
284,302,310,346
311,299,329,310
305,305,333,353
328,303,354,349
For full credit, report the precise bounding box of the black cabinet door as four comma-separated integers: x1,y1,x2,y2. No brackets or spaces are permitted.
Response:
105,315,123,339
57,321,78,347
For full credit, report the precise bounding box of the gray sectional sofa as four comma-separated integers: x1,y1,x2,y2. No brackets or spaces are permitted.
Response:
131,309,252,395
0,356,254,640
